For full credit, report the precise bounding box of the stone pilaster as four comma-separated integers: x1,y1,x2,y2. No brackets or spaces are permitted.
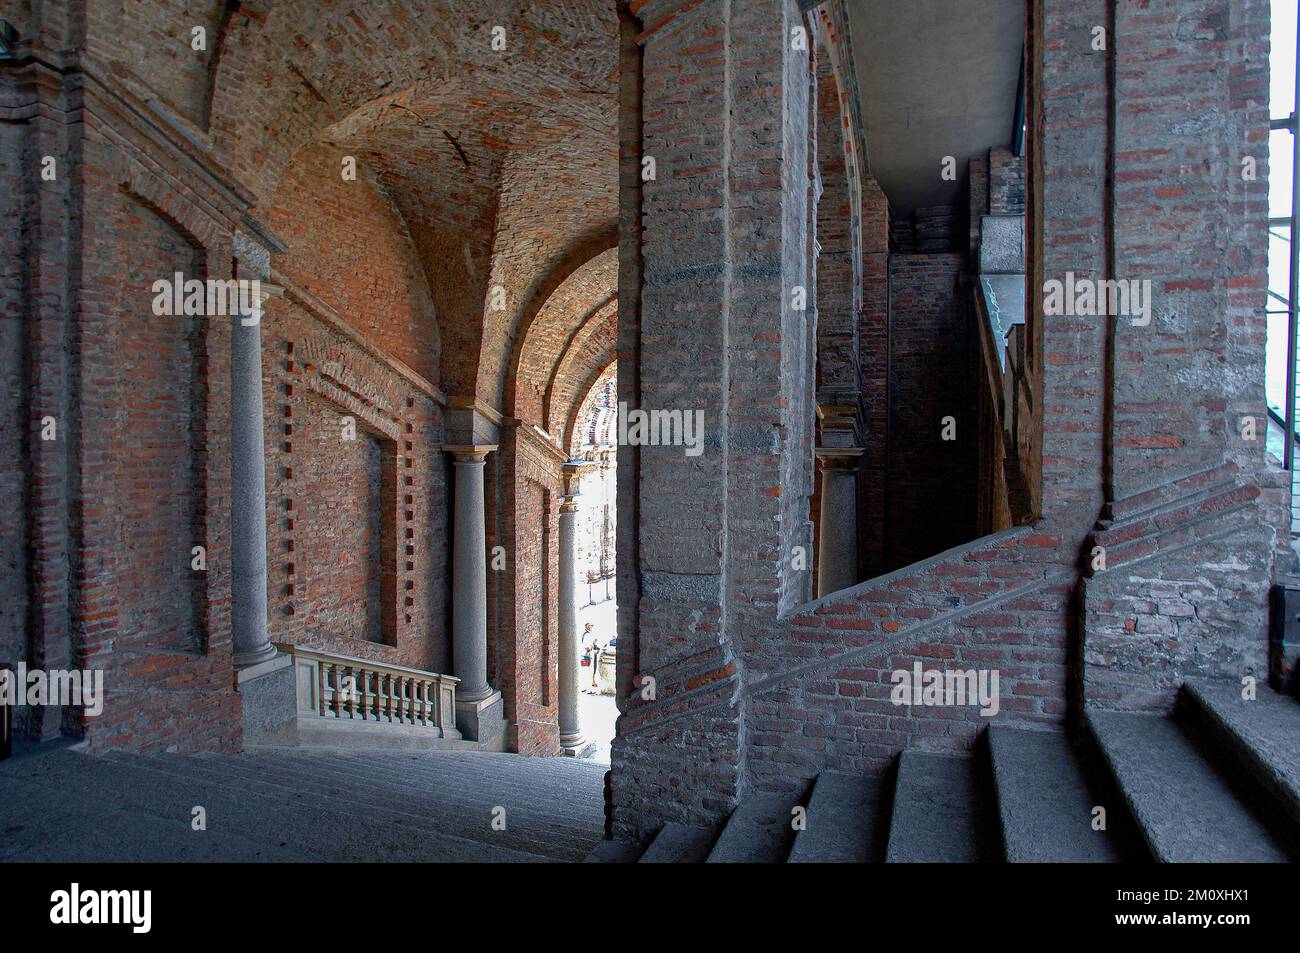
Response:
814,400,863,597
815,447,863,597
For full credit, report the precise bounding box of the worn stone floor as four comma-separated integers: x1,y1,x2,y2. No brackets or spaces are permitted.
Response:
0,744,607,863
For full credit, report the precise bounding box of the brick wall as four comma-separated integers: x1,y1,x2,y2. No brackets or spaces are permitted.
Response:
115,200,205,656
858,175,890,579
616,0,1283,829
73,112,241,753
814,49,860,396
260,132,451,672
886,253,978,571
0,101,30,674
989,146,1025,215
261,299,449,674
495,426,561,755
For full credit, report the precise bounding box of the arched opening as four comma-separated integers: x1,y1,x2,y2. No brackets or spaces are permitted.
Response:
568,364,619,761
808,0,1039,599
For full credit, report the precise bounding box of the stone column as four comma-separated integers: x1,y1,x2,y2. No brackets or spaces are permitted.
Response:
232,288,277,668
815,447,863,597
445,444,505,743
558,461,596,755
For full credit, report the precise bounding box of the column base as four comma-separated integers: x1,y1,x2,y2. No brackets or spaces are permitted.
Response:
234,640,279,670
559,732,590,757
455,690,505,744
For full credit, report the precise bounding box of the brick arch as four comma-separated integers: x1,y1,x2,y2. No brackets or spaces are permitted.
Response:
503,241,618,430
547,298,618,442
567,361,618,459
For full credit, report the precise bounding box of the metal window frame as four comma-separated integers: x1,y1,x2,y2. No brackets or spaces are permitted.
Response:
1275,14,1300,471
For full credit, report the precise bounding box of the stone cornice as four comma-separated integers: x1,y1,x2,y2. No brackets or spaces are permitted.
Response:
504,418,571,466
447,395,503,427
76,54,257,224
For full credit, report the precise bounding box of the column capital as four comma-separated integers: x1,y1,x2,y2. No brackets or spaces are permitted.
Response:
816,399,861,450
815,445,864,471
445,443,498,463
561,458,599,500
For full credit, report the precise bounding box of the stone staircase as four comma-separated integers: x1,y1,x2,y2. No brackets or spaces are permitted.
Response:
589,679,1300,863
0,746,606,862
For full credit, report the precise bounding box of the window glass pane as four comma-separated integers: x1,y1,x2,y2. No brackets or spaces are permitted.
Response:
1270,226,1292,305
1273,0,1297,121
1267,309,1291,415
1270,128,1294,220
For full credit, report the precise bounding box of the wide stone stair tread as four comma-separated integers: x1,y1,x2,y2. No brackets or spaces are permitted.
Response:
0,772,316,862
0,747,600,862
86,750,562,861
193,750,605,832
127,752,598,860
1087,709,1294,862
885,752,998,863
787,771,889,863
1182,679,1300,827
122,753,568,861
583,839,645,863
638,822,720,863
706,792,802,863
988,725,1125,863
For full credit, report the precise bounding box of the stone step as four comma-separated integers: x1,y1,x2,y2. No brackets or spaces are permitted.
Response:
706,792,802,863
119,752,596,860
0,773,314,862
171,749,606,822
202,750,605,828
987,725,1125,862
638,822,719,863
24,749,559,862
787,771,889,863
583,839,645,863
255,715,501,753
1087,709,1295,862
1181,679,1300,829
885,751,998,863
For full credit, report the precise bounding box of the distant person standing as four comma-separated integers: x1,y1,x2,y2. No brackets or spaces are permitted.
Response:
583,623,603,689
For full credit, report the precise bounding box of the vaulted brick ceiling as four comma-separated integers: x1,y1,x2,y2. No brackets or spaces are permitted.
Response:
205,0,619,401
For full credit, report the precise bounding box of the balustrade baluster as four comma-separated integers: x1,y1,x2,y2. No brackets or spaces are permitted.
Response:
432,676,442,732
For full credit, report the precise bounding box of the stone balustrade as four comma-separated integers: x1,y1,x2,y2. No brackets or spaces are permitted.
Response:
275,643,459,738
